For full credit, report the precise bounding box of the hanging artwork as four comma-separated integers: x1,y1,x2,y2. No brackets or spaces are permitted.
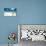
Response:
4,8,16,16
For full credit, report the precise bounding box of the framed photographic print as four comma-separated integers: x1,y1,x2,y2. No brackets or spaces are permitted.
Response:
4,8,16,16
